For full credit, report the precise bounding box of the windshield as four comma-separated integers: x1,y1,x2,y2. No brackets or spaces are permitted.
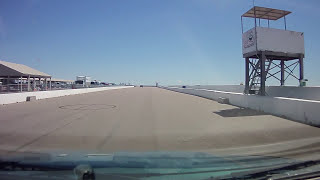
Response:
0,0,319,179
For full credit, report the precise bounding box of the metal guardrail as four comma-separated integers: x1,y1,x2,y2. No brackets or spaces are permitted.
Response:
1,84,35,93
0,84,122,94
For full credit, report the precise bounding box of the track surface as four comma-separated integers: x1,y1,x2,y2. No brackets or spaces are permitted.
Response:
0,87,319,156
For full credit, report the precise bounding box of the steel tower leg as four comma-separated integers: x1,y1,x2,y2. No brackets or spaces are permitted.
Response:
260,52,266,96
299,56,304,81
280,60,285,86
245,57,250,94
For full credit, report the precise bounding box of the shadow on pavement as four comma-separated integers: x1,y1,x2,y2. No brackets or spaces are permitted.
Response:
214,108,266,117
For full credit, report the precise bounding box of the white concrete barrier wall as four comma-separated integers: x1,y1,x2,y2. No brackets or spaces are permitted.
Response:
0,86,133,105
163,87,320,127
177,85,320,101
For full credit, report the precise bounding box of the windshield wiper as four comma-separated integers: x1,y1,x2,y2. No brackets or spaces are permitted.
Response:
212,159,320,180
0,160,71,171
0,161,95,180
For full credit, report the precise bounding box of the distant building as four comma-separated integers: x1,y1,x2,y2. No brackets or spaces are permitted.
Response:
51,78,74,89
0,60,51,92
75,76,91,88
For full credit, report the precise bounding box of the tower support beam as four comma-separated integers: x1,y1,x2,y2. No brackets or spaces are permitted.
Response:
260,52,266,96
245,57,250,94
299,55,304,81
280,60,285,86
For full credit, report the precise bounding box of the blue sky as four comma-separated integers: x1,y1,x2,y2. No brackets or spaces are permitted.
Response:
0,0,319,86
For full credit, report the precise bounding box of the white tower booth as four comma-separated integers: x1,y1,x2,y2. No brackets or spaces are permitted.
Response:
241,6,305,95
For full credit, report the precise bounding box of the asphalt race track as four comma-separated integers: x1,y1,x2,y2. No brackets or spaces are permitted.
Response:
1,87,319,158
